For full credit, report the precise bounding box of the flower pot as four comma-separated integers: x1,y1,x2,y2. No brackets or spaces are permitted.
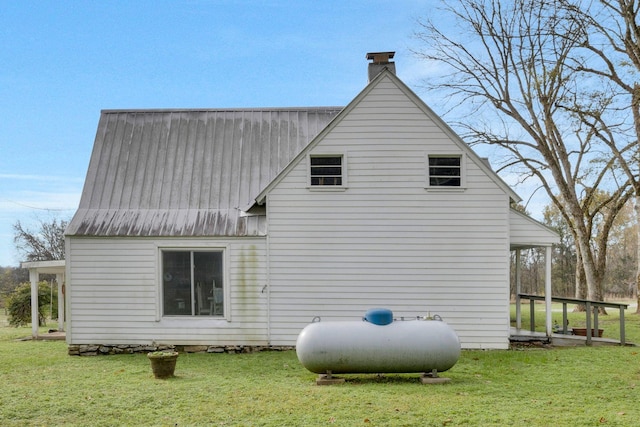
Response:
147,351,179,379
572,328,603,338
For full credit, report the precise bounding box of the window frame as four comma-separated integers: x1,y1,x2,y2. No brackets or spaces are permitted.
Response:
158,246,228,320
307,153,348,191
426,154,465,190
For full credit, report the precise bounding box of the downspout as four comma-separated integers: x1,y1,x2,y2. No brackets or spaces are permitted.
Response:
265,200,271,346
515,248,521,330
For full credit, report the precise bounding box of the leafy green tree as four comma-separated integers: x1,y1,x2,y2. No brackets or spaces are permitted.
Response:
0,267,29,309
6,282,57,327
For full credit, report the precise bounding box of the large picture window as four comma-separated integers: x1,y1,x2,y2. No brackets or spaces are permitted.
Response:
162,250,224,316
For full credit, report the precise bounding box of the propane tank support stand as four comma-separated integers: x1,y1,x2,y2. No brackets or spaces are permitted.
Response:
316,370,345,386
420,369,451,384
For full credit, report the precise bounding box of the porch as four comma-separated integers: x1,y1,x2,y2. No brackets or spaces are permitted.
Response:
21,259,66,339
512,294,630,346
509,328,630,347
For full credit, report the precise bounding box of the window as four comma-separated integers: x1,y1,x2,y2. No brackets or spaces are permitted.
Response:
428,156,461,187
162,250,224,316
310,155,343,186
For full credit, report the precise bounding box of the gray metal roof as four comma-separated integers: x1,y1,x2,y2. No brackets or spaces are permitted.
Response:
66,108,342,237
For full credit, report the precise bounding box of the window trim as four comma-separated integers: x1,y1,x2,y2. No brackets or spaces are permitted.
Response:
307,153,348,191
425,154,466,190
157,245,230,321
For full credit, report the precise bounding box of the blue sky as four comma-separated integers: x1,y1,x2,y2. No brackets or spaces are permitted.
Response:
0,1,545,266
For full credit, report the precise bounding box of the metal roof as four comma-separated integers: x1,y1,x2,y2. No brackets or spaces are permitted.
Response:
66,108,342,237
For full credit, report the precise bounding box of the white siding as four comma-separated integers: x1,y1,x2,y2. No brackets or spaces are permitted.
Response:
67,236,268,345
266,76,511,349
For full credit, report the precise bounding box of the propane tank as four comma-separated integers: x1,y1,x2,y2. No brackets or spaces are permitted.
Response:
296,309,461,374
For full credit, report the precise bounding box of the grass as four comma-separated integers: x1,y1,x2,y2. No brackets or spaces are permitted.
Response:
2,311,640,426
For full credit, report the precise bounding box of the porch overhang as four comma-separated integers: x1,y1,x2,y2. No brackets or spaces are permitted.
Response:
21,260,66,339
509,209,560,338
509,208,559,250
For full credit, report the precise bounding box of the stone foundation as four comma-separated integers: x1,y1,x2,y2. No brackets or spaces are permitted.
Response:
68,344,294,356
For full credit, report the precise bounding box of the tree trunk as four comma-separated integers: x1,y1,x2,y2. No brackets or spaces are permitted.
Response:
636,196,640,314
574,248,586,312
627,82,640,314
574,226,599,300
628,87,640,314
575,248,587,299
572,240,607,314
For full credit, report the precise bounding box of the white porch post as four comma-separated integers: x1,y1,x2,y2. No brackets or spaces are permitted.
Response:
29,268,39,338
56,273,65,331
515,248,522,330
545,245,552,337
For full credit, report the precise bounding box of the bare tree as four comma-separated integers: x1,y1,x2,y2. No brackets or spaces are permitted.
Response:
413,0,632,304
556,0,640,311
543,203,577,298
13,218,67,261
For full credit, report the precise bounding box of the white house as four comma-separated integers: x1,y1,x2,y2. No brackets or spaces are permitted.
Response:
65,52,558,351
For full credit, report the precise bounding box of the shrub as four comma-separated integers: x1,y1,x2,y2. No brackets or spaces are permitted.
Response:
6,281,57,327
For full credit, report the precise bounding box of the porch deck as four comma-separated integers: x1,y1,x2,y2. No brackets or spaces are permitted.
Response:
509,327,633,347
515,294,630,346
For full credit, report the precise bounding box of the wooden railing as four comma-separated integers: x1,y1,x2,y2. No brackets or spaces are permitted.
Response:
517,293,629,346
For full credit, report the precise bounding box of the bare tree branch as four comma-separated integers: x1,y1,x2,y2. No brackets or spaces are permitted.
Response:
413,0,633,301
13,218,67,262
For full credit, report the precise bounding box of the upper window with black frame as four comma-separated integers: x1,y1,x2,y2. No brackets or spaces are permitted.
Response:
429,156,462,187
310,155,343,186
162,250,224,317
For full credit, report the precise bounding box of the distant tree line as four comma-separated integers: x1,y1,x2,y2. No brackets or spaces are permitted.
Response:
0,267,29,310
512,199,637,300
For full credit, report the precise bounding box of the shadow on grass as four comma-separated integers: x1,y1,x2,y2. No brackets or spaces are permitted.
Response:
309,373,457,385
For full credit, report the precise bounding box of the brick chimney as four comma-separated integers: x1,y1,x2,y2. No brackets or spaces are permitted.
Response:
367,51,396,82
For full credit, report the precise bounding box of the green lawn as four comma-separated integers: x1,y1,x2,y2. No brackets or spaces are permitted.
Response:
1,311,640,426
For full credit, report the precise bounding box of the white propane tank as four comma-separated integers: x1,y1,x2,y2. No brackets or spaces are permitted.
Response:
296,313,461,374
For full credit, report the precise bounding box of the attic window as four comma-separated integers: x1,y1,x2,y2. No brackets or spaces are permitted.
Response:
428,156,462,187
310,155,343,186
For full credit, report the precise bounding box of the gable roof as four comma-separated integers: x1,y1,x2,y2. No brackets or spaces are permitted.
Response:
66,108,342,237
255,68,521,205
67,68,527,239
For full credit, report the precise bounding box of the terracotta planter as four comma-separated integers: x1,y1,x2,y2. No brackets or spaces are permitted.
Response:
147,351,179,379
572,328,603,337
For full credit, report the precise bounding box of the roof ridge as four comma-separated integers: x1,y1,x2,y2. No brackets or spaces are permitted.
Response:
101,107,344,114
